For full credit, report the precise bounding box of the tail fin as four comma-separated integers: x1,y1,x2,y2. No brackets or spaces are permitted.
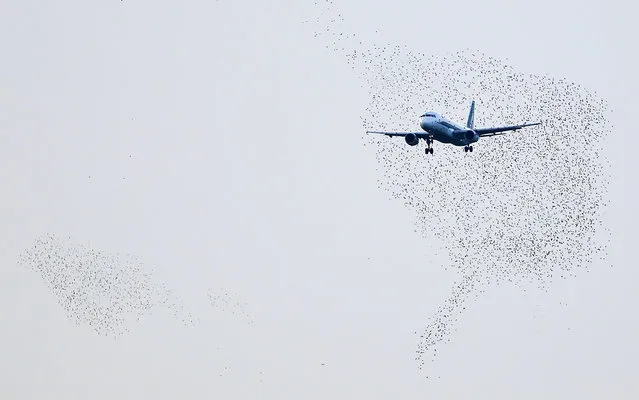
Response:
466,100,475,129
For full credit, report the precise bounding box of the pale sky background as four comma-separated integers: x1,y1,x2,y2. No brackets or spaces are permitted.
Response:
1,0,637,399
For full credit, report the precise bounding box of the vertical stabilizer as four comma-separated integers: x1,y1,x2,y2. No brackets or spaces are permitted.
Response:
466,100,475,129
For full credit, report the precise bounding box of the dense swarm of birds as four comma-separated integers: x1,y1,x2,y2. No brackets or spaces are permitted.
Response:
309,0,612,374
12,1,612,376
208,287,255,325
17,233,198,337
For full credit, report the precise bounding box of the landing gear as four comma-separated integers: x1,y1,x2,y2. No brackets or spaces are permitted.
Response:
425,138,434,155
464,145,474,153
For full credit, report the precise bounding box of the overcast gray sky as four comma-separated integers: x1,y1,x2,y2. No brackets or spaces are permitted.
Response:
1,0,638,398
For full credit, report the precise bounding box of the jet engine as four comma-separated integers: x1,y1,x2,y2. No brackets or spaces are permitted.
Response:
455,129,478,142
405,133,419,146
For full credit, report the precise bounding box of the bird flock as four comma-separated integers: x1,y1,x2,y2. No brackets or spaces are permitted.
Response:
12,1,612,378
17,233,198,337
16,233,257,338
309,0,612,374
208,287,256,326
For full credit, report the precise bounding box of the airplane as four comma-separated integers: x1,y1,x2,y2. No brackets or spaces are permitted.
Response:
366,100,541,155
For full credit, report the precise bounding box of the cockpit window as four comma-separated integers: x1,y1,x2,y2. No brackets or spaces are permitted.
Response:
421,112,437,118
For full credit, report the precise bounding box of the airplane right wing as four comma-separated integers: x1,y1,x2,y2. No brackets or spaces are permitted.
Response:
366,131,428,137
474,122,542,137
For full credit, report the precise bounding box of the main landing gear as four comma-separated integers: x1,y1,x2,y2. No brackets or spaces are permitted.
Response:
425,138,434,155
464,145,474,153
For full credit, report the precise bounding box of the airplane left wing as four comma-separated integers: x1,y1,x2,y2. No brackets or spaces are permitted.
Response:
366,131,428,137
473,122,541,137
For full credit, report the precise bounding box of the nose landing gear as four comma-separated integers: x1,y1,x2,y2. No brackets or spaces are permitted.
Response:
464,145,473,153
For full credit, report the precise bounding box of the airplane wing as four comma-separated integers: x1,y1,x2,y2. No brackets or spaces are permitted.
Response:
366,131,428,137
473,122,542,137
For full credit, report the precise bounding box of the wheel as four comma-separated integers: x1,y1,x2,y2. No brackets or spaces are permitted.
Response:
469,146,473,152
464,146,468,152
430,148,434,154
425,147,429,155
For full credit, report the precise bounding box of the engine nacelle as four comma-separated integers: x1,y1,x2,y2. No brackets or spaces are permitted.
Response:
405,133,419,146
455,129,478,142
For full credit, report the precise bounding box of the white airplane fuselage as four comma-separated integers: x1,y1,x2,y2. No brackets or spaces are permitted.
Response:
419,113,479,146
